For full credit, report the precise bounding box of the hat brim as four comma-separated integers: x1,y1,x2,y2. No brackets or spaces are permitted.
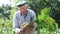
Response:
17,3,27,7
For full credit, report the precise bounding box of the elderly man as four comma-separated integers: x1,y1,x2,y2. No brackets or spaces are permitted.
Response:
13,1,37,34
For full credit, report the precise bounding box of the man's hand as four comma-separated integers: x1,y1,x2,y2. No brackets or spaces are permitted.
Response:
25,22,34,31
29,22,34,28
20,22,35,34
20,28,26,34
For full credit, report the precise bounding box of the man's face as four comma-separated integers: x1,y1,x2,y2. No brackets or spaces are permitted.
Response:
19,4,28,14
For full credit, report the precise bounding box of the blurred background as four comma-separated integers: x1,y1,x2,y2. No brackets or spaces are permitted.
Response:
0,0,60,34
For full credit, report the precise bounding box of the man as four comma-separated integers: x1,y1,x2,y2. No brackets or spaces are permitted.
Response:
13,1,37,34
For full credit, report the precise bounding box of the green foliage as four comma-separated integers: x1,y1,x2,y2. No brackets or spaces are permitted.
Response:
0,18,14,34
37,7,58,31
26,0,60,27
0,4,12,19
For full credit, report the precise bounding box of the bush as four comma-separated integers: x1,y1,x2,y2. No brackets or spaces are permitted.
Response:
35,7,58,34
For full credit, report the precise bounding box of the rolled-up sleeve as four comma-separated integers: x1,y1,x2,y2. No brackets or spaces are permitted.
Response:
13,13,20,34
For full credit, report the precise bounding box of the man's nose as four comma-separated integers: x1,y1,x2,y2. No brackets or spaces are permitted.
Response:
21,9,24,11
